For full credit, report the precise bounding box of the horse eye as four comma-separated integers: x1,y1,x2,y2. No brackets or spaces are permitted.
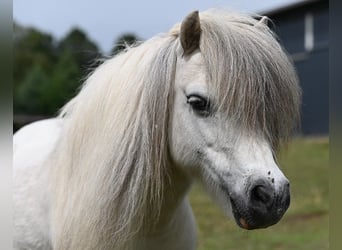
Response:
187,95,210,115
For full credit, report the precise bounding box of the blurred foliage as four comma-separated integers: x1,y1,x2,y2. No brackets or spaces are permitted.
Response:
14,21,139,116
13,24,57,90
15,64,50,114
111,33,139,56
57,28,101,73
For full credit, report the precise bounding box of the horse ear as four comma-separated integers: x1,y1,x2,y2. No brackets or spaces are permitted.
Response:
255,16,269,28
180,10,201,56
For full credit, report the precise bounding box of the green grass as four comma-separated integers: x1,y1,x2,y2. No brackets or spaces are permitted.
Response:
189,137,329,250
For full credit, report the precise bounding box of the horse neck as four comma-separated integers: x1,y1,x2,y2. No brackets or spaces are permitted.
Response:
136,166,196,250
152,164,192,233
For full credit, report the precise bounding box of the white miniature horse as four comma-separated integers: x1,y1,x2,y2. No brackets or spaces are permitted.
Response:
14,10,301,250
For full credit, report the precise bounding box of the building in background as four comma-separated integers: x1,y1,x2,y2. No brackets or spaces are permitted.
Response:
262,0,329,135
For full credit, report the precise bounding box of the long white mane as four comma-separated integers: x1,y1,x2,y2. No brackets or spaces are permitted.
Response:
50,9,300,250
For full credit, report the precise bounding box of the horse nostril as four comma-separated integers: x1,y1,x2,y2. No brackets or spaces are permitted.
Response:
252,185,270,203
250,183,274,209
282,181,291,208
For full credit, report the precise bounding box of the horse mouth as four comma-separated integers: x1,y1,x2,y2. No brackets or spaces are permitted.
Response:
229,197,270,230
216,179,273,230
229,193,289,230
217,184,256,230
229,197,254,230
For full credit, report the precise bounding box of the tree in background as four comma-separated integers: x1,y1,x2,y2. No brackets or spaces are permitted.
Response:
14,23,101,117
15,64,50,115
49,50,81,112
14,22,141,127
111,33,140,56
14,24,57,90
58,28,102,72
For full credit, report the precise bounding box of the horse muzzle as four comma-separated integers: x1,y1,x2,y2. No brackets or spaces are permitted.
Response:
230,178,290,230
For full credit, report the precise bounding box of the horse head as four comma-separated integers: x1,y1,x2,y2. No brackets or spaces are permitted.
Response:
169,11,299,230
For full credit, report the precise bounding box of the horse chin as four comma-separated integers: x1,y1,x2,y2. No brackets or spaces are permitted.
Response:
229,197,259,230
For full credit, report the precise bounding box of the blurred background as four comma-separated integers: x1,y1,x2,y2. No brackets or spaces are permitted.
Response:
13,0,329,249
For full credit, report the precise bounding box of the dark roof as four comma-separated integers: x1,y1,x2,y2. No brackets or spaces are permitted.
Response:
260,0,323,16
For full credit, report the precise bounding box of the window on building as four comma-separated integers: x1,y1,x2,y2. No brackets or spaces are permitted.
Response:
313,8,329,49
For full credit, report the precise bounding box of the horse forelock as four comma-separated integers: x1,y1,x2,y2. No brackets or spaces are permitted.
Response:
197,10,301,150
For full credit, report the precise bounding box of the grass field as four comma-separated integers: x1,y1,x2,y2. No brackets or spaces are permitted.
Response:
189,137,329,250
